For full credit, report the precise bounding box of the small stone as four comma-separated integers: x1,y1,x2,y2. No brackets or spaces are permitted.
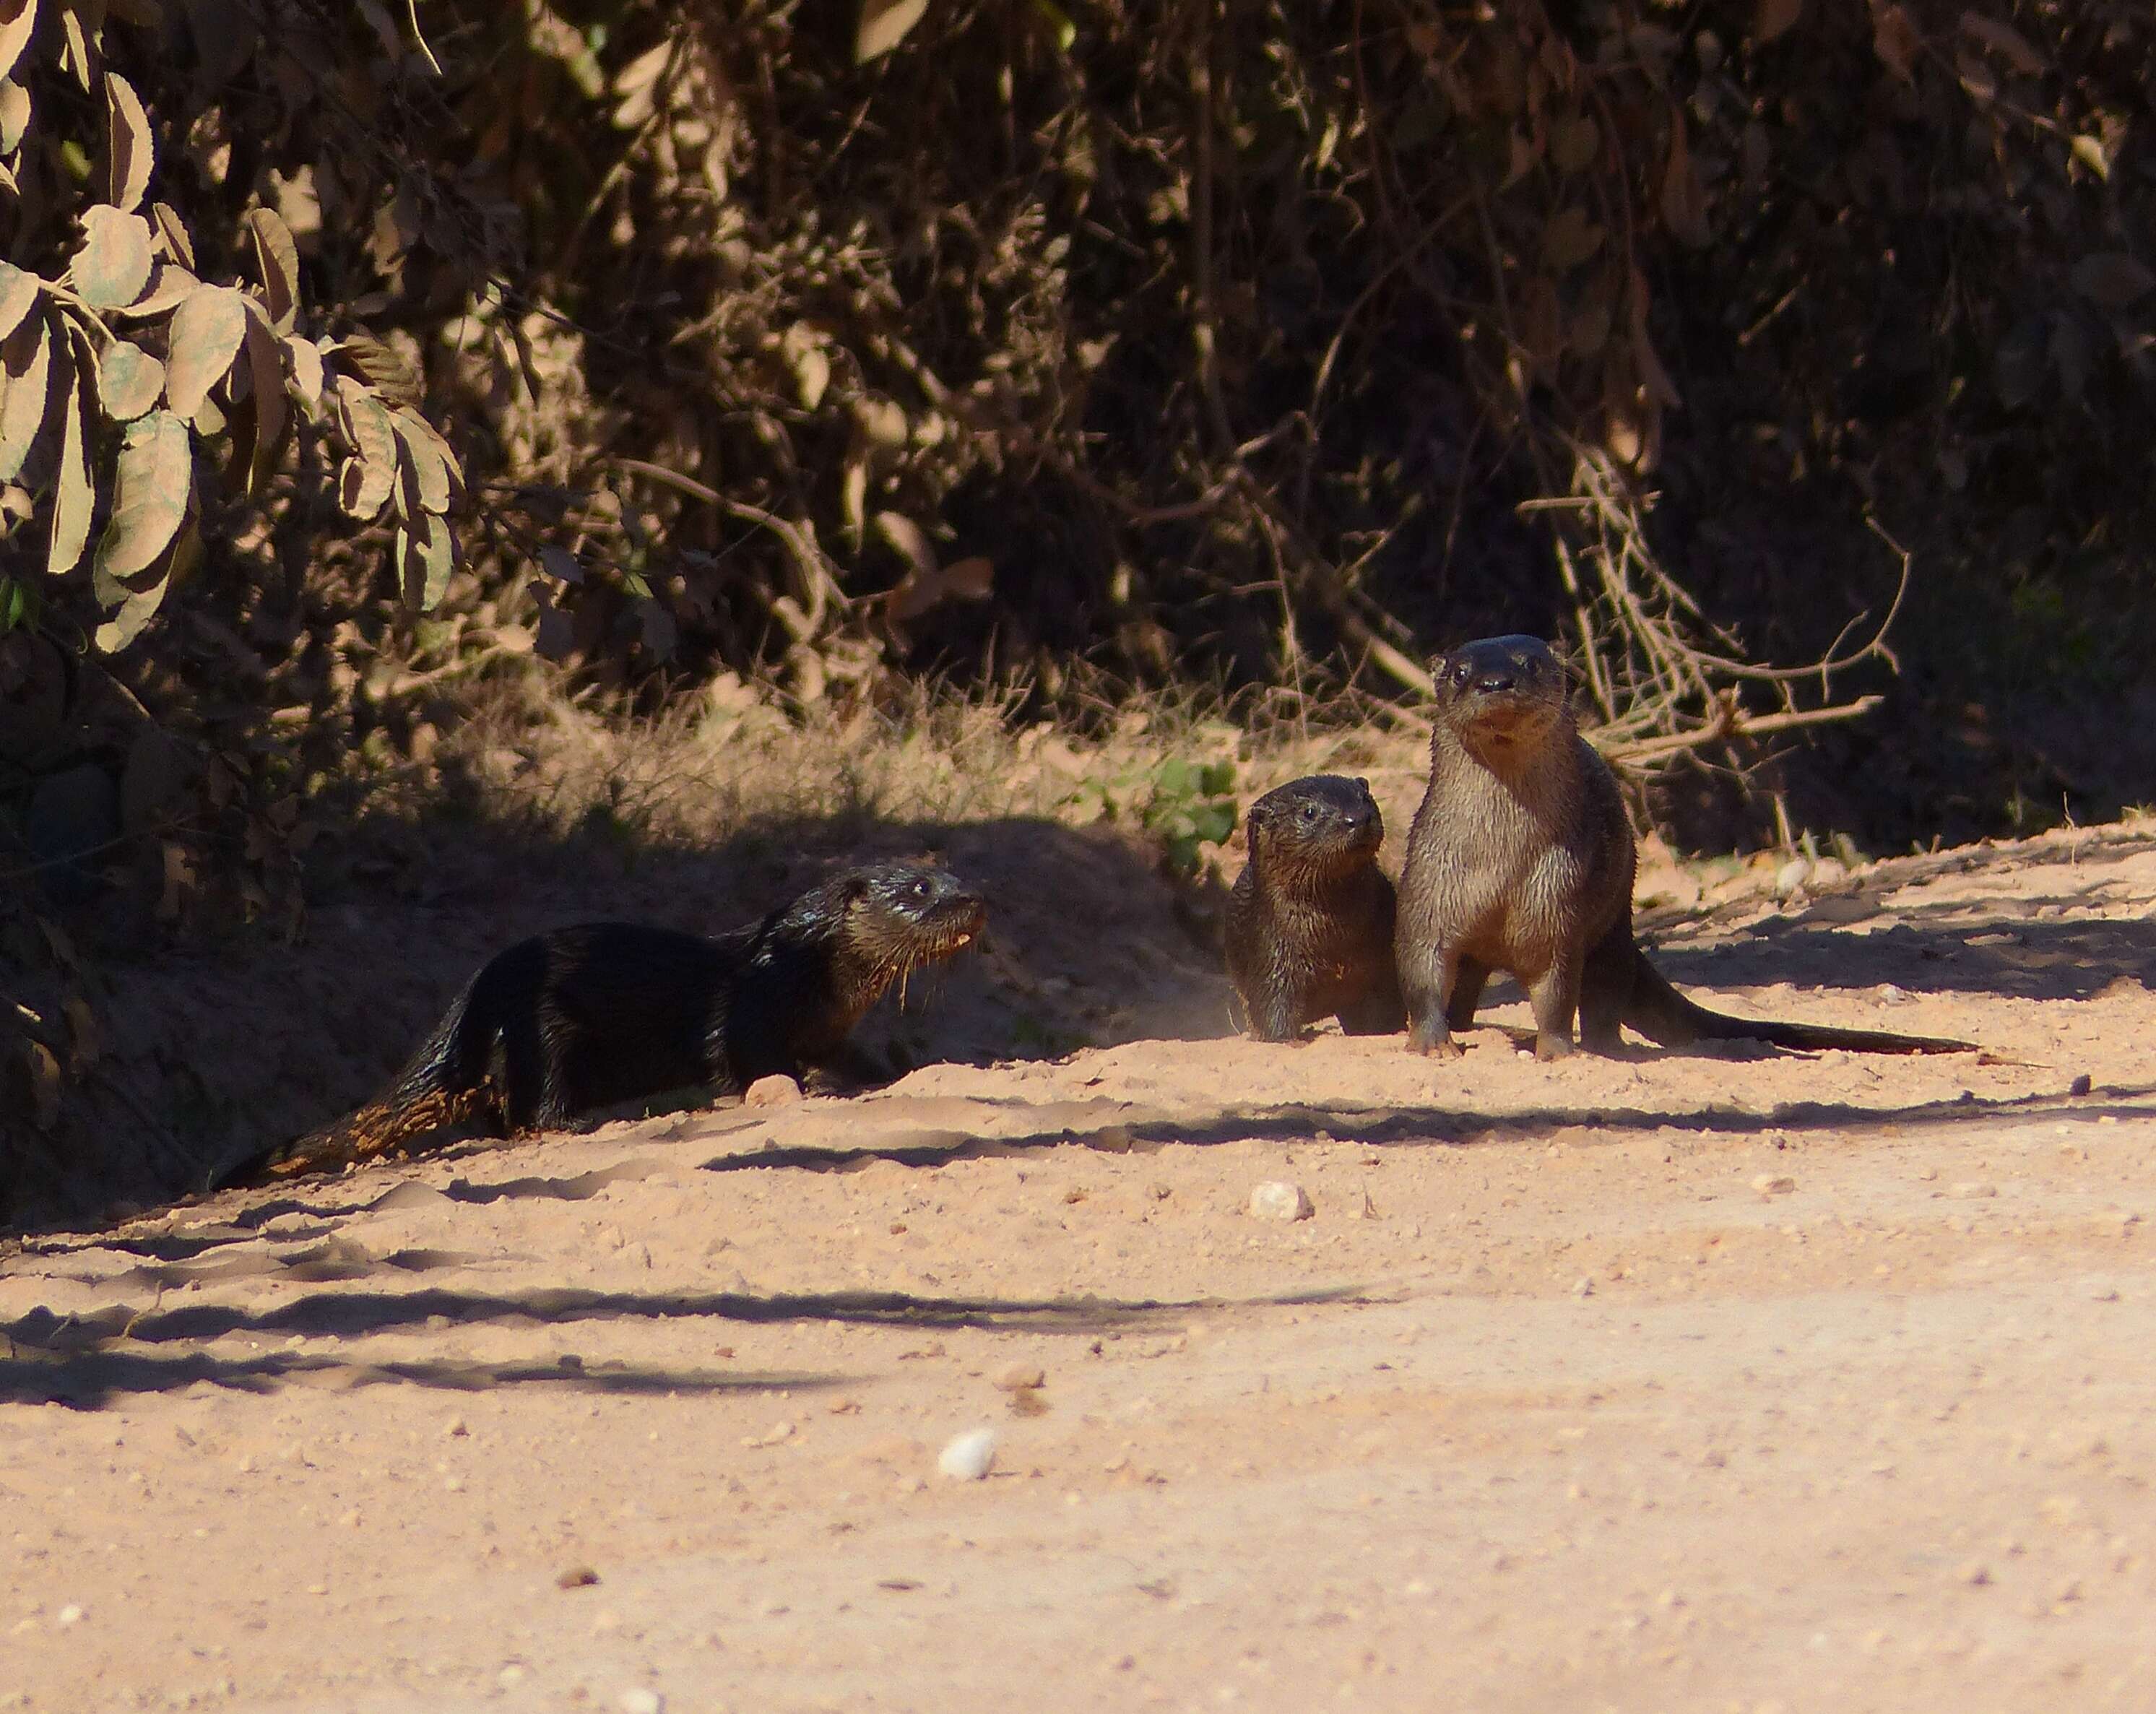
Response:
556,1565,600,1589
1570,1277,1595,1298
1950,1182,1999,1200
1752,1174,1796,1197
1959,1561,1992,1587
619,1690,664,1714
498,1666,527,1688
938,1427,997,1481
55,1605,82,1627
2070,1074,2092,1097
1773,858,1809,899
993,1363,1046,1393
744,1074,802,1108
1247,1180,1314,1221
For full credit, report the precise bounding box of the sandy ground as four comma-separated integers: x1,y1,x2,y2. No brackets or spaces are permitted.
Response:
9,819,2156,1712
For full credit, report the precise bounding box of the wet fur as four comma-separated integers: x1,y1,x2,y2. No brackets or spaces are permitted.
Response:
216,864,987,1186
1224,775,1403,1041
1394,635,1971,1061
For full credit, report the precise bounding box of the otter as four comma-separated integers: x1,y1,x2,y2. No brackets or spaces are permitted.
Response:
1393,634,1970,1060
1224,774,1404,1041
212,862,987,1186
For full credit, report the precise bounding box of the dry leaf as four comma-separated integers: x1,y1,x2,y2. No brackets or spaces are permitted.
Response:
1754,0,1801,44
1871,4,1921,82
2070,253,2154,310
1660,114,1710,248
856,0,928,64
95,337,165,420
0,259,37,339
0,309,48,482
47,337,92,575
72,205,154,308
0,0,38,85
103,72,153,211
245,206,300,332
93,407,191,579
163,283,246,416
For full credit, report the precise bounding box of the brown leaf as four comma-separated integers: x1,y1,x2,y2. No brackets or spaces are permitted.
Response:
1957,12,2043,77
855,0,927,63
2070,253,2155,310
95,337,164,420
0,76,30,154
1630,269,1681,408
332,374,397,519
1754,0,1801,43
94,523,191,653
163,283,246,416
0,0,37,85
24,1039,61,1130
389,405,455,513
148,200,194,270
237,299,285,493
1660,114,1710,249
1551,114,1598,175
1871,4,1921,82
113,261,198,321
56,0,95,90
47,338,92,576
72,205,155,308
0,308,48,482
93,408,190,579
245,206,299,332
871,510,936,578
282,333,324,412
103,72,153,211
1541,205,1605,272
397,508,454,610
0,259,37,339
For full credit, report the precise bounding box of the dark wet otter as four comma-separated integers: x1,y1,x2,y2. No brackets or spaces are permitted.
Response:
213,863,987,1186
1224,774,1404,1041
1394,635,1972,1060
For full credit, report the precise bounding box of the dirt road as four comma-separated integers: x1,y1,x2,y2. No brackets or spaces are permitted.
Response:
8,823,2156,1711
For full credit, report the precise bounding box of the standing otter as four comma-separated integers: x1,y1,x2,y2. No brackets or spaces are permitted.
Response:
1225,774,1403,1041
214,863,987,1186
1394,634,1970,1060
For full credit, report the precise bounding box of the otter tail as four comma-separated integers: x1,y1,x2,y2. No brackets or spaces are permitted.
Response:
207,977,506,1190
1622,948,1972,1056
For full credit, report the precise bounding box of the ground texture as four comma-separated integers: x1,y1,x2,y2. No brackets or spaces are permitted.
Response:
8,821,2156,1712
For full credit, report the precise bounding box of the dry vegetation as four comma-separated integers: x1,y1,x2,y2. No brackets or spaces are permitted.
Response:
4,0,2154,1217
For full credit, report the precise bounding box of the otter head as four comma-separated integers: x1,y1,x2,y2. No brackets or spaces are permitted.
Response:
819,862,987,1010
1245,775,1384,881
1430,634,1570,766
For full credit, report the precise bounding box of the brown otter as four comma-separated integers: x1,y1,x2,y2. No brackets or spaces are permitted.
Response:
1224,774,1404,1041
212,863,987,1186
1393,634,1970,1060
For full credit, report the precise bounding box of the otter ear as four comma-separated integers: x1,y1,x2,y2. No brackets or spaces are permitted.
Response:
1354,776,1369,790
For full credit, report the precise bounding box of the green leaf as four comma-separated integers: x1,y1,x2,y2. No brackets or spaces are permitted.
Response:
398,508,455,610
244,206,299,333
332,374,397,519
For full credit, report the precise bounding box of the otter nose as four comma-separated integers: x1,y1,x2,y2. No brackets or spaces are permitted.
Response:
1476,669,1516,693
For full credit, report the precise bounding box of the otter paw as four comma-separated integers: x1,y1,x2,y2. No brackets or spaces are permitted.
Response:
1533,1033,1575,1061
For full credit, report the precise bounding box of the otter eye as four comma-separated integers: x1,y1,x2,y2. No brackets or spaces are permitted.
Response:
1301,803,1320,821
910,878,931,898
1451,662,1472,686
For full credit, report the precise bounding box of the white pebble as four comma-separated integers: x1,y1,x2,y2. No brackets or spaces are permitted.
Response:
56,1604,83,1627
1773,858,1809,898
620,1689,664,1714
938,1427,998,1481
1247,1180,1314,1221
